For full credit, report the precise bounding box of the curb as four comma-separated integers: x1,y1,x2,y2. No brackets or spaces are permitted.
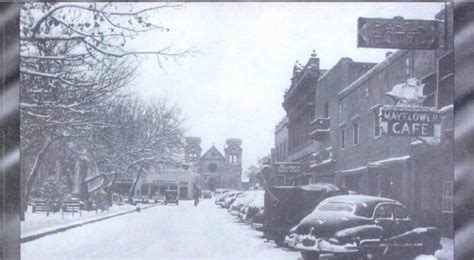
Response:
21,204,159,243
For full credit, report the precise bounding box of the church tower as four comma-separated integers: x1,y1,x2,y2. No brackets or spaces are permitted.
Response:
224,138,242,189
224,138,242,165
185,137,202,163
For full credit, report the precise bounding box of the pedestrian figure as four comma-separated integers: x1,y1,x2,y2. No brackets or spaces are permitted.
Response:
193,192,199,206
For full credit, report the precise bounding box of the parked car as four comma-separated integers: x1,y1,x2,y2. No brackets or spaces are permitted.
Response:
214,189,231,203
284,195,441,260
244,192,265,230
164,190,179,205
223,191,242,208
264,183,341,246
229,190,264,216
229,190,264,217
215,190,234,206
216,190,240,207
202,190,212,199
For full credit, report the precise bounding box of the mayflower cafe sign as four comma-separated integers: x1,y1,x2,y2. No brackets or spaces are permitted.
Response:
381,106,440,137
381,78,441,138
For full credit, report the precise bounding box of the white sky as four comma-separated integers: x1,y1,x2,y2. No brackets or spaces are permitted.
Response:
126,2,444,173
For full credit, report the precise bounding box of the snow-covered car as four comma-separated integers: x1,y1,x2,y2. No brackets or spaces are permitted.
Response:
285,195,441,260
214,189,232,204
223,191,242,208
202,190,212,199
229,190,265,216
215,190,238,207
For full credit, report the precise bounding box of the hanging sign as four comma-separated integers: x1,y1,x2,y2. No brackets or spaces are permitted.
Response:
380,106,441,137
358,17,439,50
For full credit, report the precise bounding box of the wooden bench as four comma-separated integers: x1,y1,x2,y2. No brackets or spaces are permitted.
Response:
62,201,82,216
32,200,51,214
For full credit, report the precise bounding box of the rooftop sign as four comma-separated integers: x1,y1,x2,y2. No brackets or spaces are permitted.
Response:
358,17,439,50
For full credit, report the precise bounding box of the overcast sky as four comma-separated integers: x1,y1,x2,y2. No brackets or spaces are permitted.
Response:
126,2,444,174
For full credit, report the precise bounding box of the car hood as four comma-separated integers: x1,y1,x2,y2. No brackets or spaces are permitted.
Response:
295,211,371,237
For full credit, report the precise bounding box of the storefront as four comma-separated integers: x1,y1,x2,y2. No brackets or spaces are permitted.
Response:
135,169,198,200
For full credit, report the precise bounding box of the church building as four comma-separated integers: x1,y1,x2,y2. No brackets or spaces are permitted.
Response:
185,137,242,191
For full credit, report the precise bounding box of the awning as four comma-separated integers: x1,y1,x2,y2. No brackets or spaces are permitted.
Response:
368,155,410,168
335,166,367,176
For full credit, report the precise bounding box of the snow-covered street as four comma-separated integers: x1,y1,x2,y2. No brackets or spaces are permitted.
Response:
21,199,300,260
21,199,453,260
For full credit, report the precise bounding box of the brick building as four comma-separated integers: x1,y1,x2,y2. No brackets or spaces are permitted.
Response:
308,57,375,184
282,51,326,185
332,6,453,236
273,5,453,236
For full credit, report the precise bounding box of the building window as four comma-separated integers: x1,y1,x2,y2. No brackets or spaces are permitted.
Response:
324,102,329,118
208,163,218,173
353,121,359,146
340,125,346,150
442,181,454,213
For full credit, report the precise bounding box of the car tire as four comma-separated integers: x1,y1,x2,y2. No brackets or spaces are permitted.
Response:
274,236,285,247
301,250,320,260
421,241,438,256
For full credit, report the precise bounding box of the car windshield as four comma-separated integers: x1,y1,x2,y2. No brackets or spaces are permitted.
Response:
318,202,355,213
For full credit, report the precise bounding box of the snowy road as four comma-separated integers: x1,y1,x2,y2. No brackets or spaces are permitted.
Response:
21,200,300,260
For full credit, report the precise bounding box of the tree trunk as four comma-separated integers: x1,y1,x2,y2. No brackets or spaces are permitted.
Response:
128,164,145,199
22,136,55,220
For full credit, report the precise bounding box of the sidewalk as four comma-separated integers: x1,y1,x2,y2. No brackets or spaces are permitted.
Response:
21,203,158,243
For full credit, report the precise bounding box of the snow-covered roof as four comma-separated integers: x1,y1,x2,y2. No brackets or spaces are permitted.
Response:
368,155,410,167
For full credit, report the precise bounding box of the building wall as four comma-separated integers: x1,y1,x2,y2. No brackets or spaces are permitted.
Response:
336,50,435,173
311,58,375,182
333,9,453,235
274,117,288,162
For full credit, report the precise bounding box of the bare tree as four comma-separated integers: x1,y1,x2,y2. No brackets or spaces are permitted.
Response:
93,97,185,202
19,2,191,219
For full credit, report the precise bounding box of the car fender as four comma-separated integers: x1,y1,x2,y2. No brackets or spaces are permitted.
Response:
385,227,441,248
334,224,384,244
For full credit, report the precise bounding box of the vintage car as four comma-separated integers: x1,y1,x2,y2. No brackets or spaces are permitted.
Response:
284,195,441,260
214,189,232,203
164,190,179,205
223,191,243,208
246,193,265,230
229,190,264,216
201,190,213,199
264,183,341,246
215,190,237,207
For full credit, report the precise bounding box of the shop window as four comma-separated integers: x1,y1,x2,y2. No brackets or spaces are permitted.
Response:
340,125,346,150
353,121,359,146
442,181,454,213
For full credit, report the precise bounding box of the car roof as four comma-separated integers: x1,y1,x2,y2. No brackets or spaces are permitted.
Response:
323,195,399,205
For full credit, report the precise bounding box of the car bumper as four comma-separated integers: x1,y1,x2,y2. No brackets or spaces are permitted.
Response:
284,233,359,254
251,222,264,230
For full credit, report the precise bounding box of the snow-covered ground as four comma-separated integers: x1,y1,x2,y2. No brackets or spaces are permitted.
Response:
21,200,453,260
21,204,137,236
22,200,299,260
